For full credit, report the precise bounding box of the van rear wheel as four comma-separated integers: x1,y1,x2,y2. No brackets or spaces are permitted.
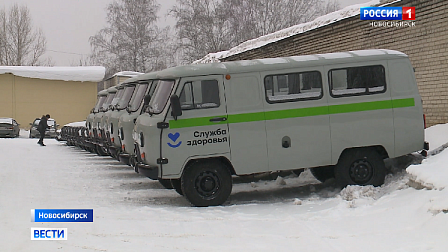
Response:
181,160,232,207
335,148,386,187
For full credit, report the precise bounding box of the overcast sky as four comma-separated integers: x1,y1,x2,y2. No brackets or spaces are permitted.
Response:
2,0,369,66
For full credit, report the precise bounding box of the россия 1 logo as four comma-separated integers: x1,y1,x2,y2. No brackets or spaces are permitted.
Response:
360,7,415,20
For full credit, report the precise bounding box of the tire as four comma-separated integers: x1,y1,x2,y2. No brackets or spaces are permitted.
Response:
335,148,386,187
158,179,173,189
96,145,108,156
310,166,335,183
181,160,232,207
171,179,183,195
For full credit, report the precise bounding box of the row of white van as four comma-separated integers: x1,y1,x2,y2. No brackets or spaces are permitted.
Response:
76,49,428,207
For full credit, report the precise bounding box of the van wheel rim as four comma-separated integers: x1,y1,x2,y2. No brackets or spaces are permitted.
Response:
195,171,220,199
349,160,373,184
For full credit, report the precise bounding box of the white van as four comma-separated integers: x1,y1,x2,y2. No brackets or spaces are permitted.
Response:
117,72,159,167
133,49,428,206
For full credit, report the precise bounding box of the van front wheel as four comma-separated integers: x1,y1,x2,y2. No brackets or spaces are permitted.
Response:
335,148,386,187
181,160,232,207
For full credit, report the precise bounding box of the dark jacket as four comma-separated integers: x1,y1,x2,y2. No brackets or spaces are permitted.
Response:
37,116,49,133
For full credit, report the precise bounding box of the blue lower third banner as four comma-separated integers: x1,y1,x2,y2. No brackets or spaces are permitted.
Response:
31,209,93,222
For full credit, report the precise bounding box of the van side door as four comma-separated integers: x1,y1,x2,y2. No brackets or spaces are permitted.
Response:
263,68,332,172
161,75,230,178
225,73,269,175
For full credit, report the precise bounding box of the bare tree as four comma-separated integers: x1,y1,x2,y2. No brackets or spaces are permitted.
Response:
170,0,233,63
170,0,341,63
89,0,173,76
0,4,47,66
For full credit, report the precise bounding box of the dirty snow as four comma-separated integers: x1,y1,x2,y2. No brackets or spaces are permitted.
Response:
0,66,105,82
1,123,448,251
194,0,400,63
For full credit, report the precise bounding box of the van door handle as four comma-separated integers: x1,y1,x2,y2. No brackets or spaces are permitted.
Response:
209,117,227,122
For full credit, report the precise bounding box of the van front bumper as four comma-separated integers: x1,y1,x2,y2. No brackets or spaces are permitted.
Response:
119,152,131,166
135,162,158,180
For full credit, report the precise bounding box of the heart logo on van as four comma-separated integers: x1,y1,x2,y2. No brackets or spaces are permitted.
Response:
168,132,180,142
167,132,182,148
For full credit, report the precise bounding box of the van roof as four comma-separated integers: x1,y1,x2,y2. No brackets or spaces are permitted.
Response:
157,49,407,78
106,86,118,93
122,71,160,85
98,90,109,96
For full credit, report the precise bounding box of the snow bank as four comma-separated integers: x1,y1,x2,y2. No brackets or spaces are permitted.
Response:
194,0,400,63
0,66,105,82
407,150,448,190
406,123,448,190
425,123,448,152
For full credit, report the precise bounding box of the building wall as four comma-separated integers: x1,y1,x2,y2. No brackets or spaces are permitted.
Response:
0,73,97,128
223,0,448,126
0,74,14,118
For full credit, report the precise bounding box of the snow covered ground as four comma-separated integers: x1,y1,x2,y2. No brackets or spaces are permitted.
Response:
1,126,447,251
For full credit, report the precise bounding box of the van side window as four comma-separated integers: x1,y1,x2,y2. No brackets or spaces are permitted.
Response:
264,71,322,103
329,65,386,97
179,80,220,110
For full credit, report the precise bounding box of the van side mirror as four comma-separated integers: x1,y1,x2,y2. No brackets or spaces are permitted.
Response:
170,94,182,120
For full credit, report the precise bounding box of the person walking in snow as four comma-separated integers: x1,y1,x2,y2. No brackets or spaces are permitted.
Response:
37,114,50,146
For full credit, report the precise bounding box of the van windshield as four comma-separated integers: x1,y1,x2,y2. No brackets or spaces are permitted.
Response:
117,85,136,110
110,89,125,107
149,80,175,114
128,83,149,112
94,96,107,112
101,93,116,111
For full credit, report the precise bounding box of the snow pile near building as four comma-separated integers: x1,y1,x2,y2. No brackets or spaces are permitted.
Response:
194,0,399,64
407,123,448,190
0,66,105,82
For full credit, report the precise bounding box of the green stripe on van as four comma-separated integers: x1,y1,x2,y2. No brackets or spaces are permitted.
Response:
169,98,415,129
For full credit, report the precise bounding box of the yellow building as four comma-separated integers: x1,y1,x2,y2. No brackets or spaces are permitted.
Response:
0,66,105,128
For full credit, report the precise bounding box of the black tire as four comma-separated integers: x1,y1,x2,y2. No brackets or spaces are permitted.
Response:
171,179,183,195
96,145,108,156
310,166,335,183
158,179,173,189
335,148,386,187
181,160,232,207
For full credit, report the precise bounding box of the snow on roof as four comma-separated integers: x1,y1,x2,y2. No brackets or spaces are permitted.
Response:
194,0,400,64
0,118,13,124
0,66,105,82
111,71,145,78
